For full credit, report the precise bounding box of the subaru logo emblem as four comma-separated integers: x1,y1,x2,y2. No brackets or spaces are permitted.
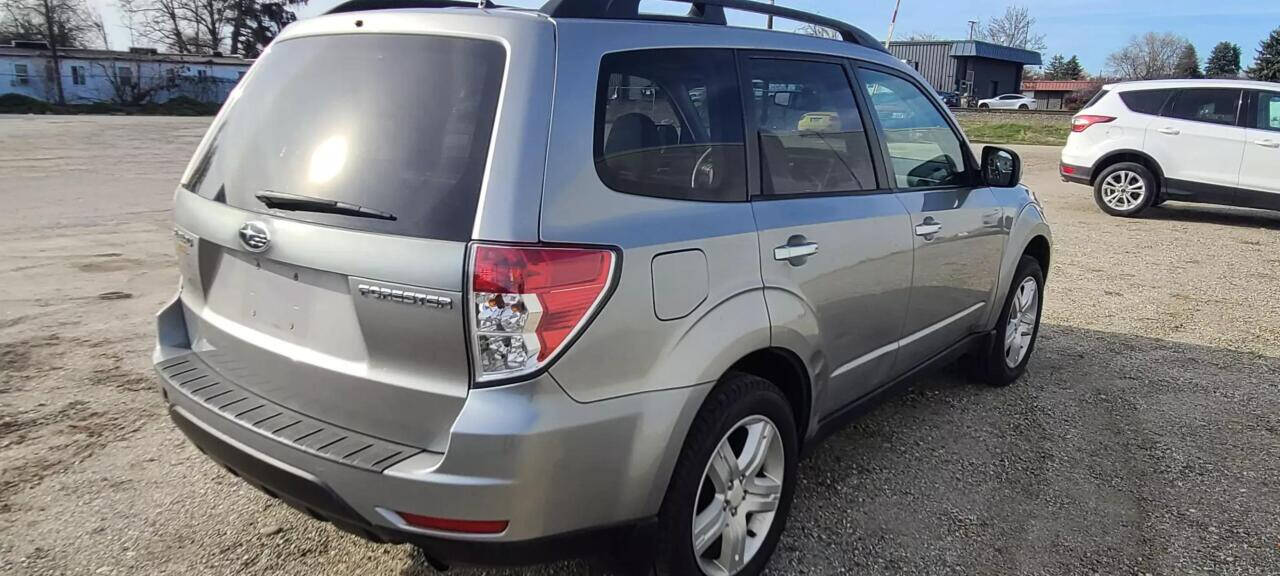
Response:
238,221,271,253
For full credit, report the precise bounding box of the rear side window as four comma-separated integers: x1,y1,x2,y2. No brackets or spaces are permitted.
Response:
859,69,968,189
1118,89,1172,115
185,34,506,241
594,49,746,202
1166,88,1242,126
743,58,877,195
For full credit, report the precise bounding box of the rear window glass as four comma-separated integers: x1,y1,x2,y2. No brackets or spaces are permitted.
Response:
1119,89,1173,115
1082,89,1109,110
184,34,506,241
594,49,746,202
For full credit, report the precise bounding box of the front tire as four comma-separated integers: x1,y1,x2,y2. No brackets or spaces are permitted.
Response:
1094,162,1156,217
972,256,1044,387
1018,104,1029,110
653,373,798,576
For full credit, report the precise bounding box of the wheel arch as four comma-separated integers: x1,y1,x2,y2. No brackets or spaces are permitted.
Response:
1091,149,1165,190
727,347,813,446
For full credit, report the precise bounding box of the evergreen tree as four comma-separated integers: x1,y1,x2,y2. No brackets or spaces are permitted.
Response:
1043,54,1067,80
1062,55,1086,80
1248,27,1280,82
1205,42,1242,78
1174,43,1203,78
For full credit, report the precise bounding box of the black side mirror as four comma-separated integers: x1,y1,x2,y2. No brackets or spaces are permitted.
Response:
982,146,1021,188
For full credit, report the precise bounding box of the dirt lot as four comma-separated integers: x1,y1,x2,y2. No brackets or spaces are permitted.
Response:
2,115,1278,575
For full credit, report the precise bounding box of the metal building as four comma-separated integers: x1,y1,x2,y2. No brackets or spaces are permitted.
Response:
888,40,1042,101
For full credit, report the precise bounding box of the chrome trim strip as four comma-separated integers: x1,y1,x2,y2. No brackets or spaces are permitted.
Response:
899,302,986,347
829,301,986,379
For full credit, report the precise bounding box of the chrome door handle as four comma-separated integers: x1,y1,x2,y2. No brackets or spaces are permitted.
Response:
1157,127,1181,135
773,242,819,261
1255,139,1280,149
914,222,943,237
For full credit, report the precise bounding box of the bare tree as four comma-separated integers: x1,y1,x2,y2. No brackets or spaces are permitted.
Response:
795,22,838,40
904,31,942,42
1,0,98,103
1105,32,1187,80
979,5,1047,52
120,0,303,56
92,59,180,104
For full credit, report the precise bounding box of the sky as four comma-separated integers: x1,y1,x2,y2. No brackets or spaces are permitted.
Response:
88,0,1280,74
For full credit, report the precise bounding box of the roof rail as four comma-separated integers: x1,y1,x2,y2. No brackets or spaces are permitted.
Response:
539,0,887,53
325,0,498,15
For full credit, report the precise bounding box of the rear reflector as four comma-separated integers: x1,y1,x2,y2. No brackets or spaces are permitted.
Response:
1060,164,1076,175
469,244,616,383
1071,115,1115,132
398,511,509,534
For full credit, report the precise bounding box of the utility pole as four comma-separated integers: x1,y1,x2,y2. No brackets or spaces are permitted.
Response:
766,0,773,30
968,20,978,41
884,0,901,47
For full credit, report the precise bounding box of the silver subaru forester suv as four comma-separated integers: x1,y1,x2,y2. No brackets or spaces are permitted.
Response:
154,1,1052,573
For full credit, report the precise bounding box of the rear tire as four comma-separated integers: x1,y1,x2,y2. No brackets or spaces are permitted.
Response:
1018,104,1029,110
652,373,798,576
978,103,990,109
972,256,1044,387
1093,162,1156,217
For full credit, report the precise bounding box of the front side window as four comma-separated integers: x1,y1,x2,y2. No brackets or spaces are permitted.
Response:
1255,92,1280,131
595,49,745,202
1166,88,1241,126
744,58,877,195
71,65,85,85
860,68,968,189
13,63,29,84
117,66,134,87
1119,89,1172,115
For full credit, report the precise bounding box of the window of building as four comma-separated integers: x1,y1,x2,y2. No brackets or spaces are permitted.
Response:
1118,89,1172,115
1253,92,1280,132
13,63,29,85
860,68,968,189
594,49,746,202
744,58,877,195
1166,89,1242,126
70,65,86,86
117,66,134,87
197,69,208,79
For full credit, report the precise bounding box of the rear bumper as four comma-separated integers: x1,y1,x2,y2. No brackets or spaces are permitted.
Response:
1059,162,1092,185
153,294,709,565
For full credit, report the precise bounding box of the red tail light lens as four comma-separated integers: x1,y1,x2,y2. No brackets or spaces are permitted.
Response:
470,244,615,383
397,511,509,534
1071,115,1115,133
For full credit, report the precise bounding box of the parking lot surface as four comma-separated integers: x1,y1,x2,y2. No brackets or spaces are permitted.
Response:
2,115,1278,575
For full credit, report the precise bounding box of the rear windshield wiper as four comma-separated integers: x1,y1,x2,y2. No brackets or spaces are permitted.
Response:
255,190,397,221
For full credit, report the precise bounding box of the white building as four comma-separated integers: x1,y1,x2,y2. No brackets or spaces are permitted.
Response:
1,41,253,104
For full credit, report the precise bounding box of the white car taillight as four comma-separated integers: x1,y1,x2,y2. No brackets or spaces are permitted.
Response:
469,244,616,384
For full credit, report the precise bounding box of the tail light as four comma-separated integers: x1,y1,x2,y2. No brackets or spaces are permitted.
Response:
469,244,615,384
397,511,508,534
1071,115,1115,133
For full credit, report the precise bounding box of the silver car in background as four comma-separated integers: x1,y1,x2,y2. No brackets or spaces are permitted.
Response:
153,1,1052,574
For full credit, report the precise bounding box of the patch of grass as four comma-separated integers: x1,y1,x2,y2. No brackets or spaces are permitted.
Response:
958,121,1069,146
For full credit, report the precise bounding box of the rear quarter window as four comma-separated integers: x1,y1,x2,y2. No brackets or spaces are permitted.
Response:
594,49,746,202
1118,89,1174,115
185,34,506,241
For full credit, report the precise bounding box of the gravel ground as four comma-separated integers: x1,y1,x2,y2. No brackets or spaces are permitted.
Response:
1,115,1278,575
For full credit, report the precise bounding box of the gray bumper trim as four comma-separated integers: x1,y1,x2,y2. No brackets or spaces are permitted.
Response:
157,353,422,472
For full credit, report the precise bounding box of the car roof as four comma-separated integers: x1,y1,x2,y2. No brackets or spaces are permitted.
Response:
1104,78,1280,92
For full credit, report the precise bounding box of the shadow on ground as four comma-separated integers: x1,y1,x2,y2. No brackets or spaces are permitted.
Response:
1142,202,1280,230
398,324,1280,576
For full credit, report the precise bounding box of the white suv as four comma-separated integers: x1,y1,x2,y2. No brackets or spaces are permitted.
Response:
1061,79,1280,217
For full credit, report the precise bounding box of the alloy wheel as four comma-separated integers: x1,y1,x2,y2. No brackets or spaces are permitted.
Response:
692,415,785,576
1100,170,1147,211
